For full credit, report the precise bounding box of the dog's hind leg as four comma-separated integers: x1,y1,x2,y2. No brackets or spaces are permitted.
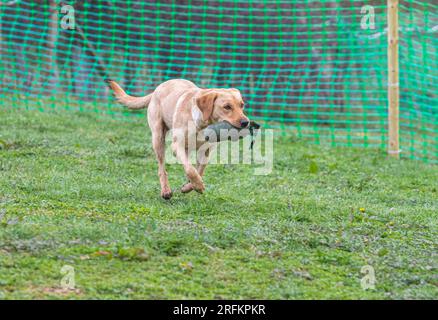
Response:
150,121,172,200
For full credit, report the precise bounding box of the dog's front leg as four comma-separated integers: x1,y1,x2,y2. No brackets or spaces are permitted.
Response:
181,145,212,193
173,141,205,194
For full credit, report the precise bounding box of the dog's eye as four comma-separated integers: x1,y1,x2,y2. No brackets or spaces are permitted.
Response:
224,105,232,110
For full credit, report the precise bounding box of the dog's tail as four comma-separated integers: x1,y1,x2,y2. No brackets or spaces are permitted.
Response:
106,79,152,110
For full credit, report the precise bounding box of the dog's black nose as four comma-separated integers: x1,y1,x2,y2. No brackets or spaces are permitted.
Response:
240,120,249,128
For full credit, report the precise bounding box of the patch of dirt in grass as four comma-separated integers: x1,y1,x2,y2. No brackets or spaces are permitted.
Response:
28,285,83,298
42,287,82,296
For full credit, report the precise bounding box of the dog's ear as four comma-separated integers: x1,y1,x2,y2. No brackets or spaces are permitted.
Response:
196,91,217,122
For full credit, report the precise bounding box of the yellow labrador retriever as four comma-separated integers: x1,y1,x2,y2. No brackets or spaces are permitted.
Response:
107,79,249,199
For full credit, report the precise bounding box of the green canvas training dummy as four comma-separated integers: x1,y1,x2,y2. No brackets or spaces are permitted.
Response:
203,120,261,149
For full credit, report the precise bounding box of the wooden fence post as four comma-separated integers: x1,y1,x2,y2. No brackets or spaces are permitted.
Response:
388,0,400,158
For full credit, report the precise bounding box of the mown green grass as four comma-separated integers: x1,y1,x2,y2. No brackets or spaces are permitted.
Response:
0,108,437,299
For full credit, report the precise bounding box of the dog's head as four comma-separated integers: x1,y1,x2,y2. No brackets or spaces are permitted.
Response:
196,88,249,128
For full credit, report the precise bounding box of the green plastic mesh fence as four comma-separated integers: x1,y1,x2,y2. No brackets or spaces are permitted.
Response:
0,0,436,163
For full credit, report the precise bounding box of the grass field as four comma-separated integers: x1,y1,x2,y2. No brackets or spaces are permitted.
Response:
0,107,437,299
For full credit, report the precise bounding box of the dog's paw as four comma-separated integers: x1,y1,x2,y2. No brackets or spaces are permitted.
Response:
181,183,194,193
161,189,173,200
186,170,205,194
191,181,205,194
